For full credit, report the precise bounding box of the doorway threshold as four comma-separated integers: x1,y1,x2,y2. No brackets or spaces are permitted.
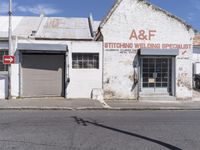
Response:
139,94,176,102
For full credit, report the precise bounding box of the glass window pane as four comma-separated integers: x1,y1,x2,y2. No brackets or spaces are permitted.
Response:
143,64,148,67
156,78,161,82
156,83,161,87
143,83,148,87
143,58,148,63
149,63,154,68
143,73,148,77
143,77,148,82
149,73,153,78
162,83,168,87
163,78,168,82
72,53,99,69
149,83,154,87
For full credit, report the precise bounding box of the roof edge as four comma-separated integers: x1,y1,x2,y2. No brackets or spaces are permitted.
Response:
99,0,196,32
142,0,195,32
99,0,123,28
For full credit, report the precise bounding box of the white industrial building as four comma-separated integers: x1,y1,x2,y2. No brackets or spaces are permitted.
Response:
193,34,200,75
0,0,199,101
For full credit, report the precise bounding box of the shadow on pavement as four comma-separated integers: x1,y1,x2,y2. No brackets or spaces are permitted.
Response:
71,116,182,150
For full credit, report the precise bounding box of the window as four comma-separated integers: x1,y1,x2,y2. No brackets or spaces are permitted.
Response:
0,50,8,72
72,53,99,69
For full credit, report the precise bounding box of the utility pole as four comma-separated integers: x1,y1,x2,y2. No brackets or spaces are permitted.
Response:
8,0,12,99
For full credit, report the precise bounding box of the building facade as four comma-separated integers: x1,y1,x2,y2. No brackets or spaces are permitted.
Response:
193,34,200,75
0,0,198,101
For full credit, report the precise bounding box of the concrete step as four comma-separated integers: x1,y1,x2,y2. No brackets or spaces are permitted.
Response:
139,95,176,101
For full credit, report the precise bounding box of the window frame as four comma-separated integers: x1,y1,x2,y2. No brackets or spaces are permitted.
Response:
0,49,9,73
72,53,99,69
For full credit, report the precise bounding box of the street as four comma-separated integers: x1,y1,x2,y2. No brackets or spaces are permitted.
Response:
0,110,200,150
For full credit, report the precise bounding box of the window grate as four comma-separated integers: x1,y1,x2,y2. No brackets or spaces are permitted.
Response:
0,50,8,72
72,53,99,69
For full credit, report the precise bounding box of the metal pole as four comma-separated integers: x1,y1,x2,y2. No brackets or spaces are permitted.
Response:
8,0,12,99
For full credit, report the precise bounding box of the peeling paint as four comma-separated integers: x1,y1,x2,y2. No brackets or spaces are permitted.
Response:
104,90,116,99
128,74,134,82
118,59,133,65
102,0,193,100
177,73,192,90
105,78,110,84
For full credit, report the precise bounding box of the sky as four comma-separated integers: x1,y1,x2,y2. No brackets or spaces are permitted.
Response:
0,0,199,32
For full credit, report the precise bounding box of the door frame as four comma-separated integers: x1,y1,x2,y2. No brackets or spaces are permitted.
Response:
139,56,176,96
19,50,67,98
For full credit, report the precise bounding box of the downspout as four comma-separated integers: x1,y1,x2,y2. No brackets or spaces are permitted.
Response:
137,49,141,100
33,13,45,38
88,13,95,39
100,28,104,91
14,36,20,98
65,46,70,99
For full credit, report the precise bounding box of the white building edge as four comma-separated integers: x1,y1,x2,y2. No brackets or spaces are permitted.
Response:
0,0,199,101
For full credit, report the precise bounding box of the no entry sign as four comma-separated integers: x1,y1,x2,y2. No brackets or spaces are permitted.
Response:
3,55,15,64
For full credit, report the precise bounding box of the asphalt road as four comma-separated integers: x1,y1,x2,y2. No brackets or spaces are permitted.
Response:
0,110,200,150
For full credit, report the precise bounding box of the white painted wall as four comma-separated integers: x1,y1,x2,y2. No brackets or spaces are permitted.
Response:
4,39,102,99
0,74,8,99
101,0,194,100
13,39,67,98
67,41,103,98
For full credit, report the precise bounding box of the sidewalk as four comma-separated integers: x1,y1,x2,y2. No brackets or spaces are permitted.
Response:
0,98,200,110
0,98,103,110
106,100,200,110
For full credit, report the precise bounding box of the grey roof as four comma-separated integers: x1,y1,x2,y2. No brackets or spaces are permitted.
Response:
0,16,41,38
36,17,93,40
0,16,100,40
13,17,42,37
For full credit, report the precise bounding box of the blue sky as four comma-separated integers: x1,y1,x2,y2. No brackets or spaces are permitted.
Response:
0,0,199,32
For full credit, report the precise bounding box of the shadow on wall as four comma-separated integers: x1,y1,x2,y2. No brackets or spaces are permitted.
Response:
71,116,182,150
21,54,65,71
131,50,140,92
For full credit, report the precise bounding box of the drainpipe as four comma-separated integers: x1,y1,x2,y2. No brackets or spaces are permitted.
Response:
137,49,141,100
65,46,70,98
88,13,95,39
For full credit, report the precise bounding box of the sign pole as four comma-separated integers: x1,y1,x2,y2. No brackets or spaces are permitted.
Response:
8,0,12,99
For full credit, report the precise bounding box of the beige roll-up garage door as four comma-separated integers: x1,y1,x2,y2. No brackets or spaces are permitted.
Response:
21,53,65,97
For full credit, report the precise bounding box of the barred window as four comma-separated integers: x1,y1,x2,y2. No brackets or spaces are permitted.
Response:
72,53,99,69
0,50,8,72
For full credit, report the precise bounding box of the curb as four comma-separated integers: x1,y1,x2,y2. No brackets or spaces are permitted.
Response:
0,107,74,110
0,107,200,110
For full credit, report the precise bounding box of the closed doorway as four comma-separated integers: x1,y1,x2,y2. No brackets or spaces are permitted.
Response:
21,53,65,97
140,57,173,95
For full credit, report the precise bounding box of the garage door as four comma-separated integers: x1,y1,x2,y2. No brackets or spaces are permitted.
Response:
22,53,65,97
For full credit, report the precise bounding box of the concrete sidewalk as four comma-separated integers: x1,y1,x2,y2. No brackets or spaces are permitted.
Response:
0,98,103,110
0,98,200,110
106,99,200,110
